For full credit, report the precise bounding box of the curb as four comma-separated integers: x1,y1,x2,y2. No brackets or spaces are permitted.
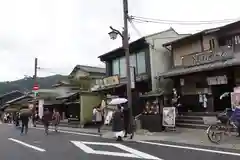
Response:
137,140,240,152
31,126,103,136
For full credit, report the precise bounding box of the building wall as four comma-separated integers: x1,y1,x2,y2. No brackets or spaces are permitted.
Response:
173,39,202,66
145,29,189,90
172,31,240,67
74,70,90,79
202,35,218,51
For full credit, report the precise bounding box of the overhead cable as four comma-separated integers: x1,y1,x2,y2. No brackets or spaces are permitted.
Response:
129,15,239,25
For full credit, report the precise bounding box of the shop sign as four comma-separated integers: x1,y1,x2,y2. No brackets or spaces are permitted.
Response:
103,76,120,87
183,49,233,66
207,75,228,85
162,107,176,127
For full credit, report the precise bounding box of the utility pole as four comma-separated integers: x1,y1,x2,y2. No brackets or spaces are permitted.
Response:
122,0,133,135
34,58,38,84
32,58,38,116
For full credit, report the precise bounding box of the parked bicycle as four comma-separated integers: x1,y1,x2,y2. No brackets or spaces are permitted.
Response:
206,108,238,144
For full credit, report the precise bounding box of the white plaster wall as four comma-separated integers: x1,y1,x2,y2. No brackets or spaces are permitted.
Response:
145,29,188,90
74,70,89,79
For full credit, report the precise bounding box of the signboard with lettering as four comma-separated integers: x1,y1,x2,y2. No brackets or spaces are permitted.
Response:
103,76,120,87
182,47,234,66
207,75,228,85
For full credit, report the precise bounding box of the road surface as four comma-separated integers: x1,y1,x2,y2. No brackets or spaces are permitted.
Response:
0,123,239,160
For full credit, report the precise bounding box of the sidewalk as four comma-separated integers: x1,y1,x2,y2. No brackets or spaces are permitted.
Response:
130,128,240,150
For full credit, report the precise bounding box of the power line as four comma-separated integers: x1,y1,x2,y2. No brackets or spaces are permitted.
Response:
130,15,239,25
128,18,142,37
130,15,239,23
38,67,68,75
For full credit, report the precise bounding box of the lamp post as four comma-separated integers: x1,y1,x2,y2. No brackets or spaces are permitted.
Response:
108,0,133,137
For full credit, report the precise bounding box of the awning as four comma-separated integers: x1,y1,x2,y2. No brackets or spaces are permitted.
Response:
159,58,240,78
44,100,64,106
140,90,165,98
56,92,79,100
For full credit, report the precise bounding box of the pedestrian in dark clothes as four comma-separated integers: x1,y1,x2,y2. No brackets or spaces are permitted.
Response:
42,108,52,135
20,113,29,135
112,105,124,141
52,108,61,132
123,107,130,137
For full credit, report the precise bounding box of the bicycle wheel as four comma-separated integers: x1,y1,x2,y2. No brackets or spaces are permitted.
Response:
206,124,223,144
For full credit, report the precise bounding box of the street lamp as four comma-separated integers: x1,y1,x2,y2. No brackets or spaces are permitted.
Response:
108,26,123,40
108,0,133,138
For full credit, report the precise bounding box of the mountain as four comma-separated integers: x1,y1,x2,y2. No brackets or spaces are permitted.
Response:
0,74,68,95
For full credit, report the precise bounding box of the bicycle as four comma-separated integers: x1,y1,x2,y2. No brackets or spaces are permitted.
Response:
206,108,238,144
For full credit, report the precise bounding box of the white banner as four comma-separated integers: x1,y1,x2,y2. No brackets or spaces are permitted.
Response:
130,67,135,89
28,104,34,110
162,107,176,127
38,99,44,119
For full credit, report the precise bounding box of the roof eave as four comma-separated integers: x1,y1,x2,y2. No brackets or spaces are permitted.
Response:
98,37,146,61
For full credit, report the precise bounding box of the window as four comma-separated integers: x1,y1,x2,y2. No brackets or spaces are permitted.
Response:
130,54,137,68
119,57,126,77
136,51,146,74
112,59,119,75
209,39,215,50
234,35,240,45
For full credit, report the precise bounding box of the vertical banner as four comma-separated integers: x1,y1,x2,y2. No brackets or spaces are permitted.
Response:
130,66,136,89
38,99,44,119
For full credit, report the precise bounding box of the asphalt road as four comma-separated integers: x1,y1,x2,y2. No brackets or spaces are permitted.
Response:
1,123,240,160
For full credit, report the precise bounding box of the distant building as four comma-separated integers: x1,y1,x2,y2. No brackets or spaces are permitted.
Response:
69,65,105,79
0,90,24,110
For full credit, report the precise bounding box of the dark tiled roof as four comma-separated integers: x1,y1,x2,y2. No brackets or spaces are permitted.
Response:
0,90,23,98
70,65,105,76
163,20,240,47
159,58,240,78
6,95,33,104
77,65,105,73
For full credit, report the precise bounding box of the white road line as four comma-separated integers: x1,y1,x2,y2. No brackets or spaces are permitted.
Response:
71,141,161,160
8,138,46,152
34,127,100,137
138,140,240,157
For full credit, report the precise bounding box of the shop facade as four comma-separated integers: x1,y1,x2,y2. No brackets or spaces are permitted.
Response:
160,20,240,113
97,38,152,116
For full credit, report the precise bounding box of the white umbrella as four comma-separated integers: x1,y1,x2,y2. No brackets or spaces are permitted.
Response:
220,92,230,100
109,98,128,105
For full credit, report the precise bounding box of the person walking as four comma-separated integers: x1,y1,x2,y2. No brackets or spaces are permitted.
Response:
92,105,103,133
42,108,52,135
52,109,61,132
15,112,20,127
230,102,240,137
112,105,124,141
123,105,130,138
32,110,38,127
20,112,29,135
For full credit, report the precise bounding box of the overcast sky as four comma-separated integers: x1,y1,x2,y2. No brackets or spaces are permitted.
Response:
0,0,239,81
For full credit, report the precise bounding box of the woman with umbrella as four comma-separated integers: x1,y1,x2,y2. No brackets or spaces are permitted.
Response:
112,105,124,141
109,98,128,141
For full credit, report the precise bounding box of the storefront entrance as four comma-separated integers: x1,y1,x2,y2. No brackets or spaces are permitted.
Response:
212,84,232,111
